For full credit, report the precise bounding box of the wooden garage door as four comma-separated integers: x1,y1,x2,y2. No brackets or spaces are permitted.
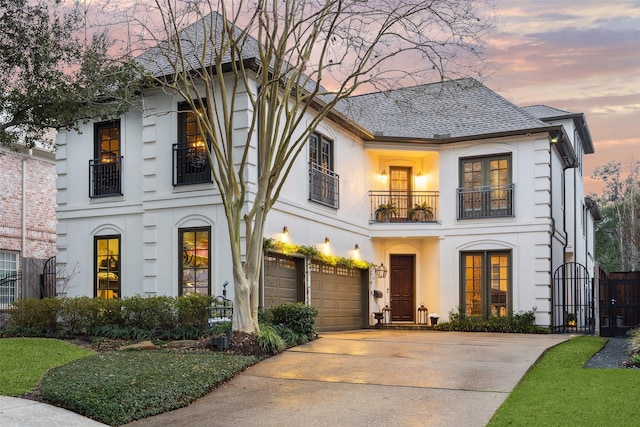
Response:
264,253,303,307
311,261,364,331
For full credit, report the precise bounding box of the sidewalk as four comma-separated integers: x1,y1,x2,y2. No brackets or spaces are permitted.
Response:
0,396,106,427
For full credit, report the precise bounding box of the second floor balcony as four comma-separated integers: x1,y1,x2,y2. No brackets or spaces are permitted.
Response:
370,191,439,223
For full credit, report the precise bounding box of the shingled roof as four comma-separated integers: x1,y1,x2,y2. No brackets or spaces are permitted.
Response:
136,13,566,145
522,105,594,154
341,79,552,141
136,12,261,77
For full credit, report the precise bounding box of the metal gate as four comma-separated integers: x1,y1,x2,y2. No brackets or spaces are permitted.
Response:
599,272,640,337
40,256,56,299
0,272,21,310
552,262,594,334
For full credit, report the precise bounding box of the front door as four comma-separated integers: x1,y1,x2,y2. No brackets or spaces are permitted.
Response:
390,254,414,321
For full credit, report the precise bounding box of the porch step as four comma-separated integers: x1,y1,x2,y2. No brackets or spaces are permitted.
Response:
369,324,435,331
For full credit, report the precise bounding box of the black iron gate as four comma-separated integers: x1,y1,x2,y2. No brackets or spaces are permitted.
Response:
0,272,21,310
599,272,640,337
40,256,56,299
552,262,594,334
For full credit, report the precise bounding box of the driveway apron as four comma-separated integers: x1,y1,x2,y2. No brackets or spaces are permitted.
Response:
127,330,569,427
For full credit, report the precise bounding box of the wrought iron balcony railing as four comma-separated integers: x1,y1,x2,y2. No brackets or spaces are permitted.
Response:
89,156,123,198
370,191,439,222
309,163,340,208
173,142,212,186
456,184,514,219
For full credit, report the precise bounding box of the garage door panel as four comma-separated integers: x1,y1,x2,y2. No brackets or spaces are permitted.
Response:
264,253,301,307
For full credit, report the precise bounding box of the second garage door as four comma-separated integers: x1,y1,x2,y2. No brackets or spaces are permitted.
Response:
311,261,365,331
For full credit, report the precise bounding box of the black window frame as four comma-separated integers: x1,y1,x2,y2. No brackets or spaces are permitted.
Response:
460,250,512,319
179,226,212,296
308,132,340,208
173,100,212,186
457,154,513,219
94,234,121,299
90,120,122,198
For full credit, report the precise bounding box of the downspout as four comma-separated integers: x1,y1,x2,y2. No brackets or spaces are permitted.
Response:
22,149,32,264
549,142,554,327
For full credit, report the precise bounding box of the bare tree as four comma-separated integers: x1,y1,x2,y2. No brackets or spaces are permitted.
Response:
122,0,491,332
592,160,640,271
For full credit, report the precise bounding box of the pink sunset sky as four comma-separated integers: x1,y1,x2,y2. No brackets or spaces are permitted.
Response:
485,0,640,195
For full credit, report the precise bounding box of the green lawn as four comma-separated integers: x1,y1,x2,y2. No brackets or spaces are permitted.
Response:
0,337,256,425
488,336,640,426
0,338,94,396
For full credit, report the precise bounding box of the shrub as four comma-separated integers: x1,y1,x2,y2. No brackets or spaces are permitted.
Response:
267,302,318,340
59,297,101,335
273,324,309,347
6,298,62,334
121,295,177,333
435,307,548,334
177,293,213,329
257,324,287,354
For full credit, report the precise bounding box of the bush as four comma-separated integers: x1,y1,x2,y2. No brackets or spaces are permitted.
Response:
177,293,213,329
6,298,62,335
3,295,217,341
434,307,549,334
121,295,177,333
257,324,287,354
273,324,310,347
267,302,318,340
628,327,640,355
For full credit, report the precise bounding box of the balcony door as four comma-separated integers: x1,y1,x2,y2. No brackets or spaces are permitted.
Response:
390,167,412,220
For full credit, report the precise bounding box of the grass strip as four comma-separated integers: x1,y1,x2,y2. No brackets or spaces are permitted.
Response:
0,338,93,396
39,350,256,426
488,336,640,426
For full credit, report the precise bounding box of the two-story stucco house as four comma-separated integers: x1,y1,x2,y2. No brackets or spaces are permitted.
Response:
55,16,598,332
0,144,57,309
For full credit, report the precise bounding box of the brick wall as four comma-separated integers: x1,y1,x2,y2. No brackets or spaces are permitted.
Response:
0,147,57,265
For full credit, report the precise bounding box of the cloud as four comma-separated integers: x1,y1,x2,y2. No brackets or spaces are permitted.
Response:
486,0,640,194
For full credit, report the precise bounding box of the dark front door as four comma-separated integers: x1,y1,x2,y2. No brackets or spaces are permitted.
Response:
390,255,414,322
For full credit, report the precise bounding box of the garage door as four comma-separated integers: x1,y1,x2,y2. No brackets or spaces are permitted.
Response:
264,253,303,307
311,261,365,331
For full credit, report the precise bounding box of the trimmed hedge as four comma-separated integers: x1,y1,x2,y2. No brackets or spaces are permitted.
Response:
1,294,219,340
434,307,549,333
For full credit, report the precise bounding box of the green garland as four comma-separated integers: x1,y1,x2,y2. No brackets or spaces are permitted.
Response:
264,238,375,270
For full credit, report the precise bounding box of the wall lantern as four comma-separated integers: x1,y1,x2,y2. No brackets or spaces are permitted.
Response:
375,263,388,279
325,237,331,245
283,226,289,236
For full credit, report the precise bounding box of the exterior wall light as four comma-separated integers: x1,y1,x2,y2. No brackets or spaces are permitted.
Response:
375,263,388,279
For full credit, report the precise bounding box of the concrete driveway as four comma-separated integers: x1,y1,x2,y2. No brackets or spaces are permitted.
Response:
127,330,569,427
